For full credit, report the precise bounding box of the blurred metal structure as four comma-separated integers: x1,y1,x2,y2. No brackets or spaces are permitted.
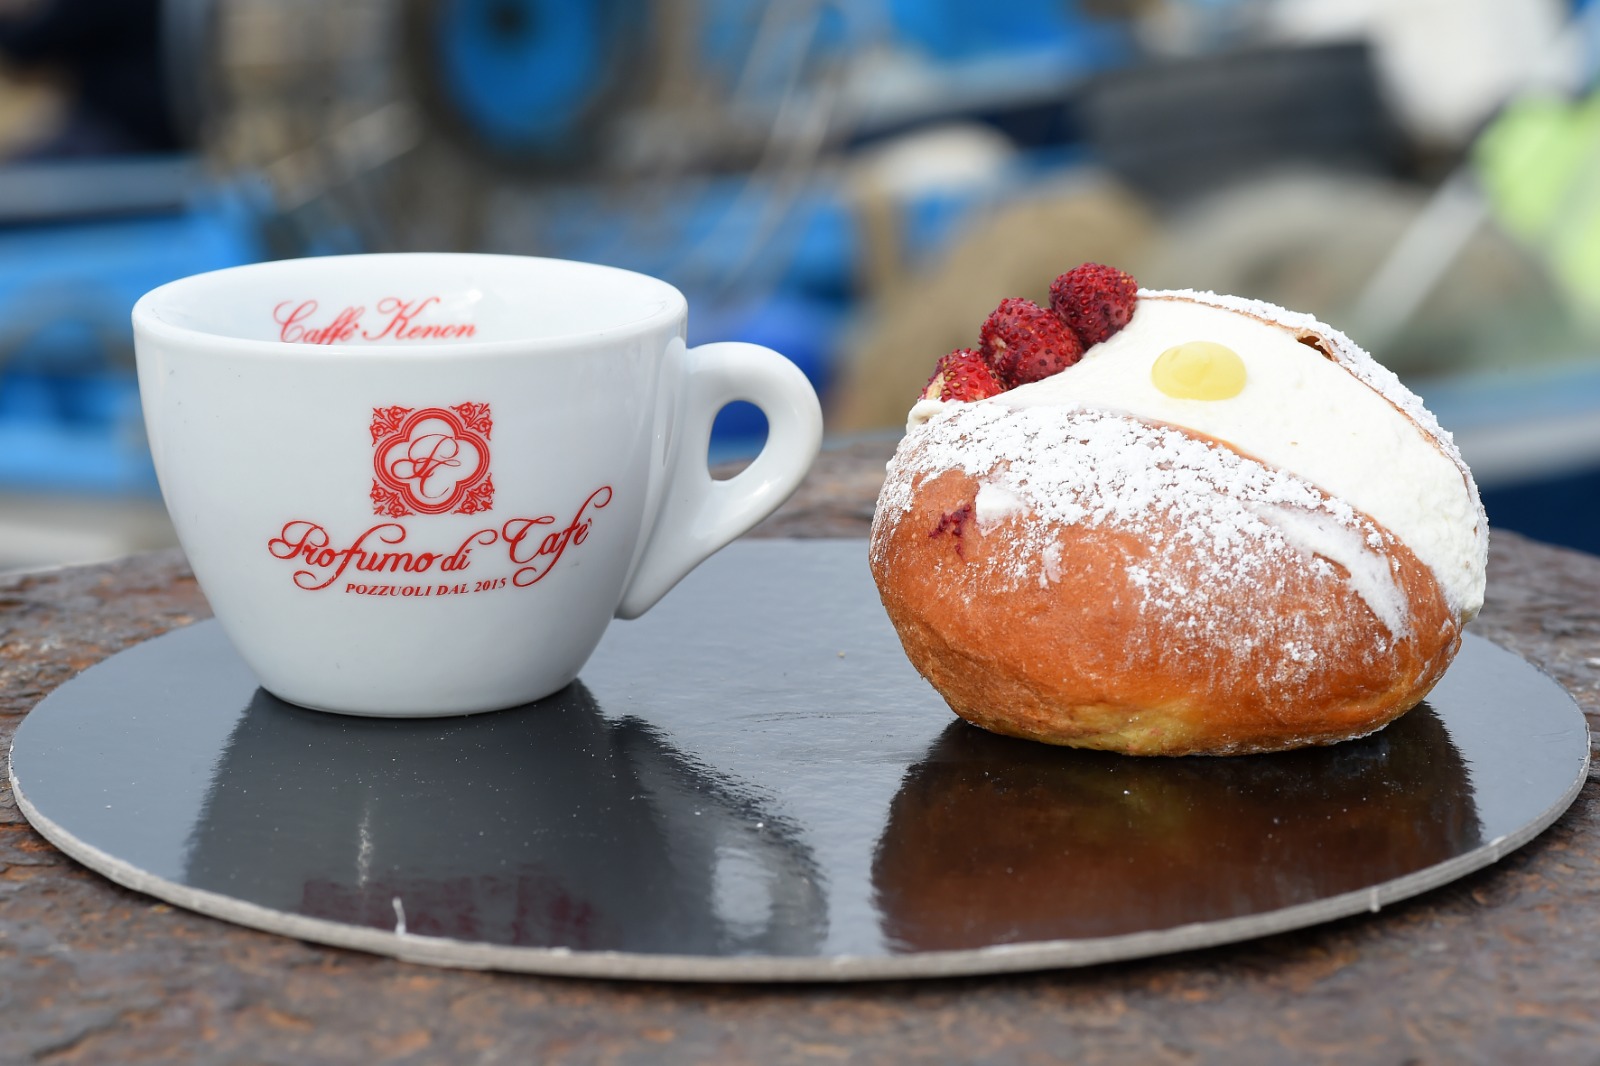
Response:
0,0,1139,571
200,0,1137,461
203,0,1131,274
10,0,1597,562
207,0,851,260
1349,2,1600,353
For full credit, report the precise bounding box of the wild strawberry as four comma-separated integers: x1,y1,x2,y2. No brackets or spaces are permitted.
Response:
1049,263,1138,346
979,297,1084,387
922,348,1005,403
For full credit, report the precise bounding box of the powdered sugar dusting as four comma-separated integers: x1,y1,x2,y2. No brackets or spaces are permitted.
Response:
1039,540,1063,588
1253,502,1409,635
1154,288,1489,609
987,290,1485,619
876,401,1410,651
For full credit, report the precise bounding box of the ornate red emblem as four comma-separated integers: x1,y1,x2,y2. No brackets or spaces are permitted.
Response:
370,403,494,517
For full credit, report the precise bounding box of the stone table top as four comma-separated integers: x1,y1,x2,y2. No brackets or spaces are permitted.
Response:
3,440,1599,1065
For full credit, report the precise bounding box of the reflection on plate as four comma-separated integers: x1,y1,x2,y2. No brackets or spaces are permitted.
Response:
186,684,827,955
9,541,1589,981
875,708,1479,950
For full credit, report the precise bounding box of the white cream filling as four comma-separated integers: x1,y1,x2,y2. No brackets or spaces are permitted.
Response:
974,481,1024,533
914,295,1485,620
907,398,947,429
1253,503,1410,636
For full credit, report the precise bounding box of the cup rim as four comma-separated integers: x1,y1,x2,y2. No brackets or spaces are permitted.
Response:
132,252,689,358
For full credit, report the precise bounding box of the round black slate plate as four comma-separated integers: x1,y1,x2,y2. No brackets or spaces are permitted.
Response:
9,541,1590,981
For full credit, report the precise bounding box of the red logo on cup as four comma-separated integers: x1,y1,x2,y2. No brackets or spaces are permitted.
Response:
370,403,494,517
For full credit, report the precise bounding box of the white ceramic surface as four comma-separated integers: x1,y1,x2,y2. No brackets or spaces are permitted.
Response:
133,254,822,716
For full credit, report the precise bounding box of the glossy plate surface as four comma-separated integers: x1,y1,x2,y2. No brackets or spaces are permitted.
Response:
9,541,1590,981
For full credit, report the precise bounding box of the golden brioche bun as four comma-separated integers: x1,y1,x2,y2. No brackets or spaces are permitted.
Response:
871,446,1460,755
871,289,1486,755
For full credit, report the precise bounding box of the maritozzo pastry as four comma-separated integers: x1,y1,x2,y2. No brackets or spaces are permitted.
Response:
869,265,1488,756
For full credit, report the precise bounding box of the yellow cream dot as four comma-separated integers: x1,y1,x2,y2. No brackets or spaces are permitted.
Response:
1151,341,1246,400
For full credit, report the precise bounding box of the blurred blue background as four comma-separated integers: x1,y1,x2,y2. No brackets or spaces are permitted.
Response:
1,0,1599,568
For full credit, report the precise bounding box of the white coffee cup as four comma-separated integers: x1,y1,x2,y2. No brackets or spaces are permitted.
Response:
133,253,822,716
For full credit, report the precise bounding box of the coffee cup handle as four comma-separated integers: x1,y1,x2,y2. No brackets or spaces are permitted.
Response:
616,341,823,620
